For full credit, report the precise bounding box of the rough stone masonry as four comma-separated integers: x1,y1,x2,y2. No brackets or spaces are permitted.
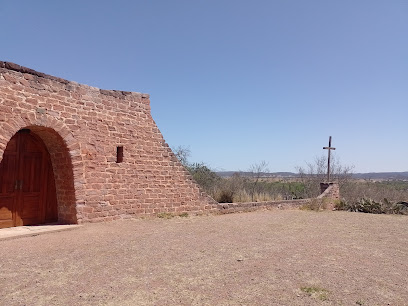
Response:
0,61,218,225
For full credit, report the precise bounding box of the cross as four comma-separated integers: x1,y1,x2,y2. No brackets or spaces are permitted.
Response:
323,136,336,182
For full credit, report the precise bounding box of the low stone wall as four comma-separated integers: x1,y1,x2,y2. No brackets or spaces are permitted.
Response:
217,199,312,214
218,182,340,214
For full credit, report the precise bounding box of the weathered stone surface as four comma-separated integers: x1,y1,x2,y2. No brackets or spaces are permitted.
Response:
0,61,218,224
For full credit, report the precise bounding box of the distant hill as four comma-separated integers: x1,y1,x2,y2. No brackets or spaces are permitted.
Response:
352,172,408,180
216,171,298,178
216,171,408,180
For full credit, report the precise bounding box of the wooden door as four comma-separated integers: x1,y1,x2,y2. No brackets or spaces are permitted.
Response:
0,137,18,228
0,130,57,228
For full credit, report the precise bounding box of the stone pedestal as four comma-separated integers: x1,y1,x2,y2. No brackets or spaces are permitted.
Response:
318,182,340,210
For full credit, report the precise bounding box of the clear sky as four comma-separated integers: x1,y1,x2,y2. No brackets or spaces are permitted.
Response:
1,1,407,173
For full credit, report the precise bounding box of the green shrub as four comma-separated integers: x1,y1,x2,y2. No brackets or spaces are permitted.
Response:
188,163,220,192
336,198,408,215
352,198,384,214
300,286,329,301
157,212,174,219
216,190,234,203
387,200,408,215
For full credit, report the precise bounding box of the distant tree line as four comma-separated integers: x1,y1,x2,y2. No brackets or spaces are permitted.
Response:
172,146,408,215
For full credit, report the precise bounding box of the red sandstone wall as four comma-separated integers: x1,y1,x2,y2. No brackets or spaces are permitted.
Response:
0,62,218,224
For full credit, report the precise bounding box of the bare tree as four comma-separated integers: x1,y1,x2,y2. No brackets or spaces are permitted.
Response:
172,145,191,167
297,154,354,198
248,161,269,201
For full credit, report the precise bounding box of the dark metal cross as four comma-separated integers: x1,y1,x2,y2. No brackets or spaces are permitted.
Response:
323,136,336,182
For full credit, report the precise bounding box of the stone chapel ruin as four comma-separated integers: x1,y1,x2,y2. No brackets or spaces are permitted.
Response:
0,62,338,229
0,62,219,228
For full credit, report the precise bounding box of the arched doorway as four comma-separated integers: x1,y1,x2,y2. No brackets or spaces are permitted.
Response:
0,129,57,228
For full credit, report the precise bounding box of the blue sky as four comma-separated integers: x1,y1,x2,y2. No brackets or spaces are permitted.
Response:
1,1,407,173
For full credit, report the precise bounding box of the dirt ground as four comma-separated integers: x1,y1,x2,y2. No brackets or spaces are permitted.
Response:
1,210,407,306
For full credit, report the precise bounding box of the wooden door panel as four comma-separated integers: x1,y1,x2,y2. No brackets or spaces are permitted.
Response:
0,198,13,219
21,195,42,225
19,137,45,225
0,216,14,228
5,137,17,152
0,130,57,228
0,154,17,194
23,135,41,152
0,150,17,228
0,195,14,228
0,220,14,228
0,196,14,223
21,153,42,193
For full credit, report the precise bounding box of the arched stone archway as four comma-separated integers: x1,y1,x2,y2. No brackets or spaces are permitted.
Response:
0,115,84,225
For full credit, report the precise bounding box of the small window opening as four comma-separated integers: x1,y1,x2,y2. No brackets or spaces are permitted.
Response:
116,146,124,163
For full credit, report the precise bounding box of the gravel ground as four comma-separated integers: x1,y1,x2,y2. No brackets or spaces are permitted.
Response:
0,210,407,306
